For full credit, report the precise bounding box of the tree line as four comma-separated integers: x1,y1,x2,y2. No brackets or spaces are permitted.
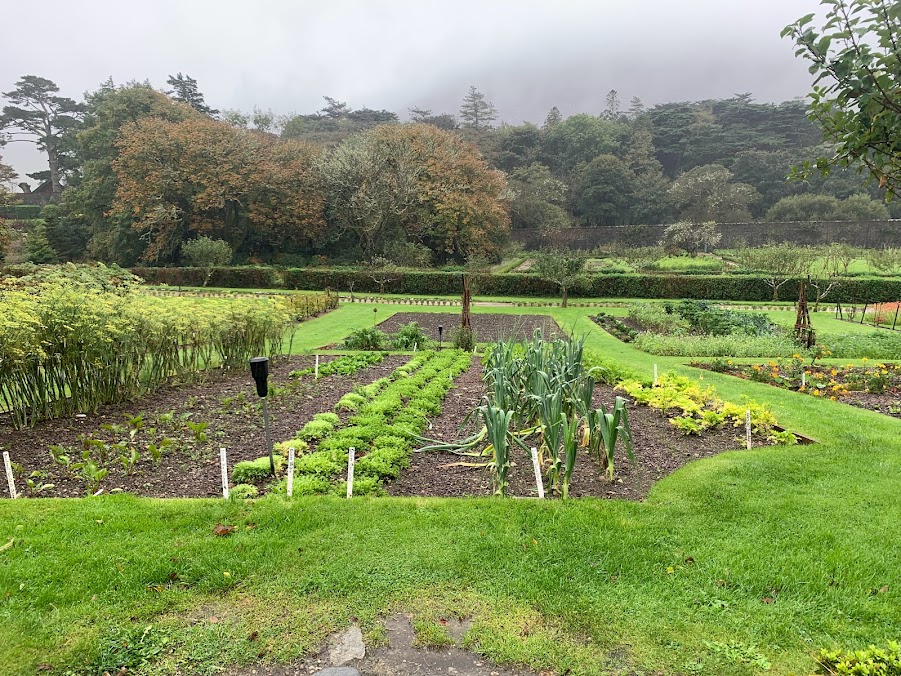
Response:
2,18,899,269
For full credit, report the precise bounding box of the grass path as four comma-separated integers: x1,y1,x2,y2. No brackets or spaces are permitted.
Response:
1,302,899,675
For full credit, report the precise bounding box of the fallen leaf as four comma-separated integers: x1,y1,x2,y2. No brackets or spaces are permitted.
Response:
168,572,179,581
210,616,219,624
666,566,675,575
223,571,231,578
880,585,889,593
0,538,14,553
213,524,236,537
762,597,774,604
684,556,695,565
248,630,259,642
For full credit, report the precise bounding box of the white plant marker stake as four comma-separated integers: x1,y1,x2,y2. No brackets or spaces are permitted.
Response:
314,355,319,380
413,343,417,353
219,448,229,499
530,447,544,499
745,410,752,450
3,451,17,499
653,364,658,387
346,447,356,498
287,448,295,497
801,371,806,389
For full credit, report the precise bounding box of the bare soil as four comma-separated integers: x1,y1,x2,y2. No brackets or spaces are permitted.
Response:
0,355,408,499
375,312,565,343
388,362,770,501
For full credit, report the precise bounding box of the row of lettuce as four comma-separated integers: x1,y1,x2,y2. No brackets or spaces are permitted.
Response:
229,342,793,499
0,265,336,428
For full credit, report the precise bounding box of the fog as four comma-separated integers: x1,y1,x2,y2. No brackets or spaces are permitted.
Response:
1,0,823,181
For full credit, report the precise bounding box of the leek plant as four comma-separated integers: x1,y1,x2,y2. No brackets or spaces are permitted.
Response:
595,397,635,481
560,412,580,498
480,404,514,496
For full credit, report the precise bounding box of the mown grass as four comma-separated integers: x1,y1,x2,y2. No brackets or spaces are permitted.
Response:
1,302,900,675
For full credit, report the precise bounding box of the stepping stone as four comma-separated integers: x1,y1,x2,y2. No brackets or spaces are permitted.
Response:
327,626,365,665
312,668,360,676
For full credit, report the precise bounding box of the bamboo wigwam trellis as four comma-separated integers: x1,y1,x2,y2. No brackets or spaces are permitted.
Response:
794,276,816,348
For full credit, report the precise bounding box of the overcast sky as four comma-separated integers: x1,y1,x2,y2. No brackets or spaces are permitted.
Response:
1,0,824,182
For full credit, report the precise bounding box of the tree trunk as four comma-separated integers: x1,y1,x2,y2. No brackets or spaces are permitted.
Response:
47,144,62,196
562,286,568,308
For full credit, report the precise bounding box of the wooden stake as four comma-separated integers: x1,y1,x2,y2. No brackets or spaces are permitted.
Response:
530,447,544,499
287,448,295,497
346,447,355,498
314,354,319,380
219,448,229,499
3,451,17,499
745,410,752,450
653,364,658,386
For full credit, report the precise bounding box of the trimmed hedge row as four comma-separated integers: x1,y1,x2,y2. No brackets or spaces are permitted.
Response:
130,267,901,302
0,204,43,220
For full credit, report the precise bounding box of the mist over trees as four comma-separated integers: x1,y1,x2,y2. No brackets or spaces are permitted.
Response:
1,69,897,267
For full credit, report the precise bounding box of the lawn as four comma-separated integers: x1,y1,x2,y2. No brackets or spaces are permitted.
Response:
1,301,900,675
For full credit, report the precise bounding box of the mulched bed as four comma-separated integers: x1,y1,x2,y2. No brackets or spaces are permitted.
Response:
0,355,409,499
375,312,565,343
388,366,775,501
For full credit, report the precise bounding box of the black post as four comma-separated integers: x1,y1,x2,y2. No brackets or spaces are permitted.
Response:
893,304,900,332
438,325,443,350
249,357,275,475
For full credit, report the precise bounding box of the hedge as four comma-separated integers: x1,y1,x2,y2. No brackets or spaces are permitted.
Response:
0,205,43,220
130,267,901,303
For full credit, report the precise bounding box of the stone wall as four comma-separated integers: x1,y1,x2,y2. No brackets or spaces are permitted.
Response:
512,220,901,250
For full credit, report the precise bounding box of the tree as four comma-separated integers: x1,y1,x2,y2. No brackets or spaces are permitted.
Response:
1,75,82,195
181,236,232,285
409,107,458,130
766,193,843,221
165,73,218,115
61,82,199,265
543,106,562,129
487,123,542,171
659,221,721,257
733,243,817,300
320,123,509,263
507,163,571,231
627,97,645,119
667,164,759,222
0,152,13,264
603,90,621,120
459,86,497,133
112,116,326,264
25,223,58,263
532,250,586,307
542,114,624,172
765,192,890,221
572,155,635,225
783,0,901,194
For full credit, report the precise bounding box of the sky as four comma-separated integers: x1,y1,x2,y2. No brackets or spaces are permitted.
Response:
1,0,825,183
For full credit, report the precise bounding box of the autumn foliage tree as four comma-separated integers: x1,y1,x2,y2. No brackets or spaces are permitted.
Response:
320,123,509,263
111,116,326,264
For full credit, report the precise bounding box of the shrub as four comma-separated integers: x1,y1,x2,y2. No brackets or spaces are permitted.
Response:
451,326,476,351
231,455,284,484
343,327,387,350
627,303,688,334
633,333,800,358
391,322,431,350
669,300,777,336
181,236,232,269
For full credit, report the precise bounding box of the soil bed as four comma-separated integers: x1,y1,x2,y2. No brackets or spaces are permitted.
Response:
0,355,408,499
388,369,770,500
375,312,565,342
